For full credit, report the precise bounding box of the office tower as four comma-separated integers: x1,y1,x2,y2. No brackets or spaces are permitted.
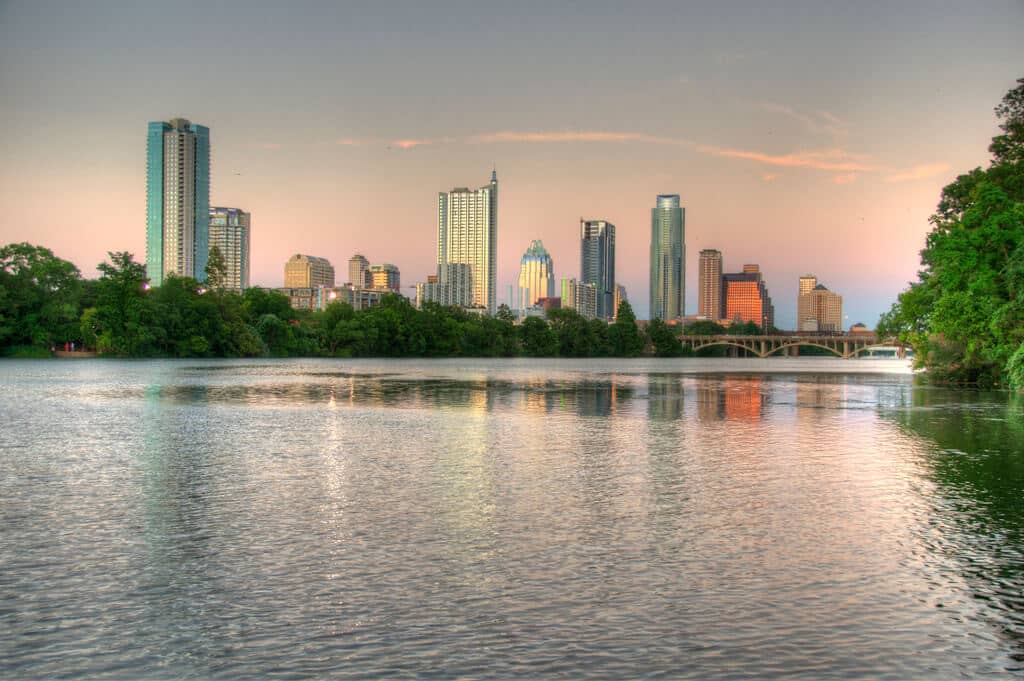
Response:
561,278,597,319
349,254,370,288
208,207,250,291
580,220,616,320
799,274,817,298
369,263,400,291
650,194,685,321
437,170,498,313
722,264,774,329
284,254,335,288
798,277,843,332
613,284,627,320
698,249,723,319
518,240,555,310
146,118,210,286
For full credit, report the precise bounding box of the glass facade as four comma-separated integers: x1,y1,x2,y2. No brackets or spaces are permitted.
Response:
649,195,685,321
722,267,774,329
518,240,555,311
580,220,615,320
145,118,210,286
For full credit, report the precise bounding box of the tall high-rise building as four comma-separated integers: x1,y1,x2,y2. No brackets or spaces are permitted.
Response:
698,249,723,319
650,194,685,321
580,220,616,320
518,240,555,310
208,207,250,291
561,278,597,319
349,254,370,288
798,277,843,332
799,274,817,298
369,263,400,291
284,254,335,288
146,118,210,286
437,170,498,313
722,264,774,329
613,284,628,320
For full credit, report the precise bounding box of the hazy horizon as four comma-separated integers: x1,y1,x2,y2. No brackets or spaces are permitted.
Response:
2,0,1022,325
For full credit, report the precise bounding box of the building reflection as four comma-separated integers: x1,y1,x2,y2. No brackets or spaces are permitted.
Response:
647,374,684,421
694,376,764,422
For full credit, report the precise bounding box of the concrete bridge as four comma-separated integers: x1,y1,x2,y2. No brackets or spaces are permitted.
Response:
679,334,904,359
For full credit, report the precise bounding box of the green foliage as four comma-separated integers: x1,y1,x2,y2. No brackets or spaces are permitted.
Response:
609,301,644,356
546,308,609,357
726,321,763,336
0,243,83,348
519,316,558,357
1,246,645,361
205,246,228,291
880,77,1024,386
647,318,683,357
684,320,727,336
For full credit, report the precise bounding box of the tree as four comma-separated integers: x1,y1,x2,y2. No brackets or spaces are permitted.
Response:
205,245,228,291
684,319,727,336
608,300,644,356
881,77,1024,386
92,251,153,355
519,316,558,357
0,243,83,350
647,318,683,357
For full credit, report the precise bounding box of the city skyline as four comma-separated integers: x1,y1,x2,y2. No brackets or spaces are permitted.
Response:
1,2,1022,326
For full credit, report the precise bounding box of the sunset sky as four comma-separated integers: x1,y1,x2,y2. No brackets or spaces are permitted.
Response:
1,1,1022,325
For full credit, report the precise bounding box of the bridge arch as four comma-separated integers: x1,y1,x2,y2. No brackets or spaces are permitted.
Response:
691,341,765,357
764,342,845,358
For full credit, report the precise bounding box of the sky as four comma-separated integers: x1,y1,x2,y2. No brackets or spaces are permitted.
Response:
1,0,1022,326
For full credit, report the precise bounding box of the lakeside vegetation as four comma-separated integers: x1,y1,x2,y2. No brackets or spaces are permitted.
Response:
878,78,1024,389
0,243,789,360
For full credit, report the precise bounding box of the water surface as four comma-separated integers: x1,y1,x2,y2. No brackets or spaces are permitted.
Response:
1,358,1022,678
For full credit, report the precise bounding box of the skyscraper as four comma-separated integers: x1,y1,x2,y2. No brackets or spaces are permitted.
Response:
613,284,628,320
146,118,210,286
580,220,616,320
368,263,400,291
650,195,685,321
349,254,370,288
518,240,555,310
437,170,498,313
561,278,597,319
698,249,723,319
284,254,335,288
208,207,250,291
722,264,774,329
798,276,843,332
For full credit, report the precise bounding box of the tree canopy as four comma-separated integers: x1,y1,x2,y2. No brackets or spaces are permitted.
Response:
879,77,1024,388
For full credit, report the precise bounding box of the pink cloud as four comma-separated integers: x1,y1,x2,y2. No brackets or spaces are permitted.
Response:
695,144,878,172
885,163,951,183
471,131,686,145
392,139,432,149
833,174,857,184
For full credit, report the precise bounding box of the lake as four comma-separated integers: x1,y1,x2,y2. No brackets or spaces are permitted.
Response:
1,358,1022,678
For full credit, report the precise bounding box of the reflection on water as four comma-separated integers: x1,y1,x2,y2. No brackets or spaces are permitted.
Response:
1,358,1022,679
881,389,1024,666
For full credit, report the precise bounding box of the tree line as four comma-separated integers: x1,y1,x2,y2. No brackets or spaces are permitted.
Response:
2,245,770,359
878,77,1024,388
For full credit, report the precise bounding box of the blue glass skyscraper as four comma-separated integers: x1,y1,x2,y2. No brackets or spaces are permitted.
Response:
580,220,616,320
146,118,210,286
650,194,685,321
